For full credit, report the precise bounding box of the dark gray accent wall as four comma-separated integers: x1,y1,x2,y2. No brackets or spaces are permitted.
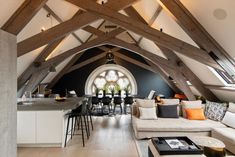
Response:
52,49,174,98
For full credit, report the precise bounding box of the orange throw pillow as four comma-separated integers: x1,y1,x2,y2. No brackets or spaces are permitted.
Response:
185,108,206,120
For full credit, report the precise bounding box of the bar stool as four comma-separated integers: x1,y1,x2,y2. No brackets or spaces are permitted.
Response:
64,101,89,147
85,97,94,137
124,97,134,114
113,96,123,114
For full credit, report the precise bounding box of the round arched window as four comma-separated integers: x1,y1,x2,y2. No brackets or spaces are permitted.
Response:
85,64,137,96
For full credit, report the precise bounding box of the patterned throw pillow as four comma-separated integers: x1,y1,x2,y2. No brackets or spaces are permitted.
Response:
205,100,228,121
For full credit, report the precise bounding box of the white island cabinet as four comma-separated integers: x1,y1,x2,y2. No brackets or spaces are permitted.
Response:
17,111,68,147
17,97,84,147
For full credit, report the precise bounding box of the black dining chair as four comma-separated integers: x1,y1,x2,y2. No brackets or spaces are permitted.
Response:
124,97,134,114
91,96,100,112
113,96,123,114
101,96,112,114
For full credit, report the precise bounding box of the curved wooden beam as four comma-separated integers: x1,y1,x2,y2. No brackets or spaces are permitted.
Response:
158,0,235,75
82,25,176,70
2,0,48,35
66,0,221,70
17,0,138,56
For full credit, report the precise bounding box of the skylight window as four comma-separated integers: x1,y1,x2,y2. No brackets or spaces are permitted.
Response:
209,67,235,87
209,51,235,86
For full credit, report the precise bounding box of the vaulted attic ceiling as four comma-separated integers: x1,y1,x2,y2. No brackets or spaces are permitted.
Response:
2,0,235,101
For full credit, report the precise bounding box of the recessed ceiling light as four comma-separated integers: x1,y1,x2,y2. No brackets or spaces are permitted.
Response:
213,8,227,20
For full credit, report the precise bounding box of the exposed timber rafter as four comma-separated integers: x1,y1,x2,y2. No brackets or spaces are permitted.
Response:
82,25,176,70
18,7,84,91
17,38,65,90
43,4,84,44
158,0,235,76
46,53,83,89
96,45,181,93
46,20,106,89
66,0,221,70
67,53,106,74
124,6,219,101
66,48,120,74
40,27,125,70
114,50,181,93
17,0,139,57
23,67,50,94
136,6,163,45
2,0,48,35
160,45,219,101
19,27,124,94
144,60,181,93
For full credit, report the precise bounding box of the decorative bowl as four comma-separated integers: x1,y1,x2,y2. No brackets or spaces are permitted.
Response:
55,97,66,102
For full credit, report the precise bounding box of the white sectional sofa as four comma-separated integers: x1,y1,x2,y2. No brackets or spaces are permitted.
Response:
132,100,235,154
132,116,227,139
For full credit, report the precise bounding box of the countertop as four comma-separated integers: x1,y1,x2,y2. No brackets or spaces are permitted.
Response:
17,97,84,111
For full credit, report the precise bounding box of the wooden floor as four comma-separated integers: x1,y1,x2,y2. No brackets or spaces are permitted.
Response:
17,115,139,157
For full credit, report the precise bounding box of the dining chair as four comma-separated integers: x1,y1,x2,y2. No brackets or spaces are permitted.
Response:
113,96,123,114
124,97,134,114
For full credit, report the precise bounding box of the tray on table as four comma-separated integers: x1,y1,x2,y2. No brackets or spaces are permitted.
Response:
151,136,203,155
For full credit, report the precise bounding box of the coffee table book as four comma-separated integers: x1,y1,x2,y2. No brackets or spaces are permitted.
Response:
151,137,203,155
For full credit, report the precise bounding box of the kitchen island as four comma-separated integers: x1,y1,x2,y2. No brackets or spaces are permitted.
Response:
17,97,84,147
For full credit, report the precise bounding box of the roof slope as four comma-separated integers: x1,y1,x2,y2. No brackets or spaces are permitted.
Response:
1,0,235,101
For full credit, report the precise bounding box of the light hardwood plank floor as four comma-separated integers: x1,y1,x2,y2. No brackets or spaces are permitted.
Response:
17,115,139,157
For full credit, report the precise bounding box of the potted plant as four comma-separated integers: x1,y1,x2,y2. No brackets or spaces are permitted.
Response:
103,85,109,97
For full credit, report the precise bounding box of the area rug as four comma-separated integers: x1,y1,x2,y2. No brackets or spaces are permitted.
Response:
134,139,149,157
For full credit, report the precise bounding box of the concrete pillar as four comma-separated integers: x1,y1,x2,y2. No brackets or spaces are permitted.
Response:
0,30,17,157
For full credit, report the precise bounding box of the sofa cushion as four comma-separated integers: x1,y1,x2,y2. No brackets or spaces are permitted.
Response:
181,100,202,118
205,100,227,121
222,111,235,128
161,99,180,116
132,102,137,116
135,99,155,117
133,116,226,132
185,108,206,120
161,99,179,105
228,102,235,113
157,105,179,118
212,128,235,145
139,107,157,120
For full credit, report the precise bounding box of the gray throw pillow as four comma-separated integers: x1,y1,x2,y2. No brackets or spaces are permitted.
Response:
205,100,227,121
157,105,179,118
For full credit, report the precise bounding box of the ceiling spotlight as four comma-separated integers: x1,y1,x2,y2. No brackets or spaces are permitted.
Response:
46,13,51,18
41,27,46,32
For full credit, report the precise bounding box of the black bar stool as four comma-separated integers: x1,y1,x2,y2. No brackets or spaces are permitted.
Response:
85,97,94,137
64,100,89,147
113,96,123,114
